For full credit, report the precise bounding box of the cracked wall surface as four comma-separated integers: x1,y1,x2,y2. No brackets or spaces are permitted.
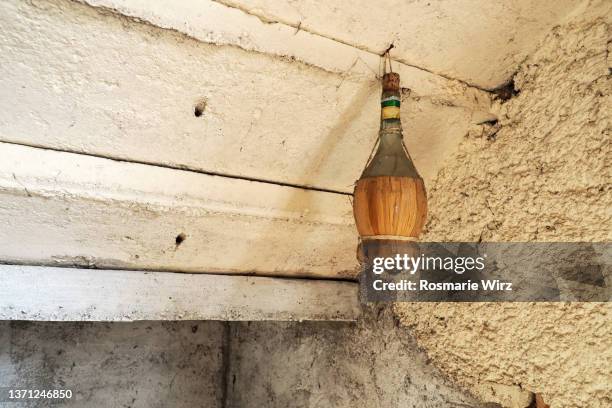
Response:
215,0,582,89
226,306,487,408
395,6,611,408
0,309,490,408
0,321,226,407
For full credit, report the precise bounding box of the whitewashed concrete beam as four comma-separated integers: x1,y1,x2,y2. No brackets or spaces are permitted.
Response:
0,0,492,193
0,142,358,278
210,0,581,90
82,0,492,111
0,265,360,321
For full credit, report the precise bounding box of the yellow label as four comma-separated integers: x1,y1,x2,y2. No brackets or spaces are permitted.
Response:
382,106,400,119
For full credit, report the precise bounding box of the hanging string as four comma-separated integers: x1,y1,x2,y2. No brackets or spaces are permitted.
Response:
383,50,394,74
379,49,394,78
361,51,393,175
362,137,380,171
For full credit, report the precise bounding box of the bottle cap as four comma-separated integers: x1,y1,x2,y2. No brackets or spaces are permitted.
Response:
382,73,400,92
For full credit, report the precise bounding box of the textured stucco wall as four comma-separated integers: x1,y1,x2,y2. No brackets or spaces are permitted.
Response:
0,321,226,407
395,9,611,408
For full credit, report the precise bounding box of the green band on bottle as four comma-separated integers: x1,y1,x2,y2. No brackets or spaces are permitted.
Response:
381,95,401,120
381,99,400,107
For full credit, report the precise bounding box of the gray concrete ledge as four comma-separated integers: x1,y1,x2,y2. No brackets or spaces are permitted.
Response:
0,265,360,322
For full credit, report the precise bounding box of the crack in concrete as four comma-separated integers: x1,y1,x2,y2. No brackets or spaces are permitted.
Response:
75,0,493,94
221,322,232,408
1,140,353,196
211,0,496,93
73,0,355,80
0,259,359,282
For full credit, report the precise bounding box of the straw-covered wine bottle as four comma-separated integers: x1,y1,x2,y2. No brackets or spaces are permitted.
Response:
353,72,427,241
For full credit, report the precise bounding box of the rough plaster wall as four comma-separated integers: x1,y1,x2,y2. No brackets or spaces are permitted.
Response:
0,321,225,407
226,306,487,408
395,9,611,408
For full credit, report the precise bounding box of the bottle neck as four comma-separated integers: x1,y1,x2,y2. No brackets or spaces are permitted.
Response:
381,94,401,126
380,72,402,131
380,96,402,142
359,72,420,179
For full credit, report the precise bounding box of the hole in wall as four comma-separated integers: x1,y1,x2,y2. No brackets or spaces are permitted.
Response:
479,118,498,126
175,233,187,246
381,42,395,55
194,100,207,117
493,78,520,102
